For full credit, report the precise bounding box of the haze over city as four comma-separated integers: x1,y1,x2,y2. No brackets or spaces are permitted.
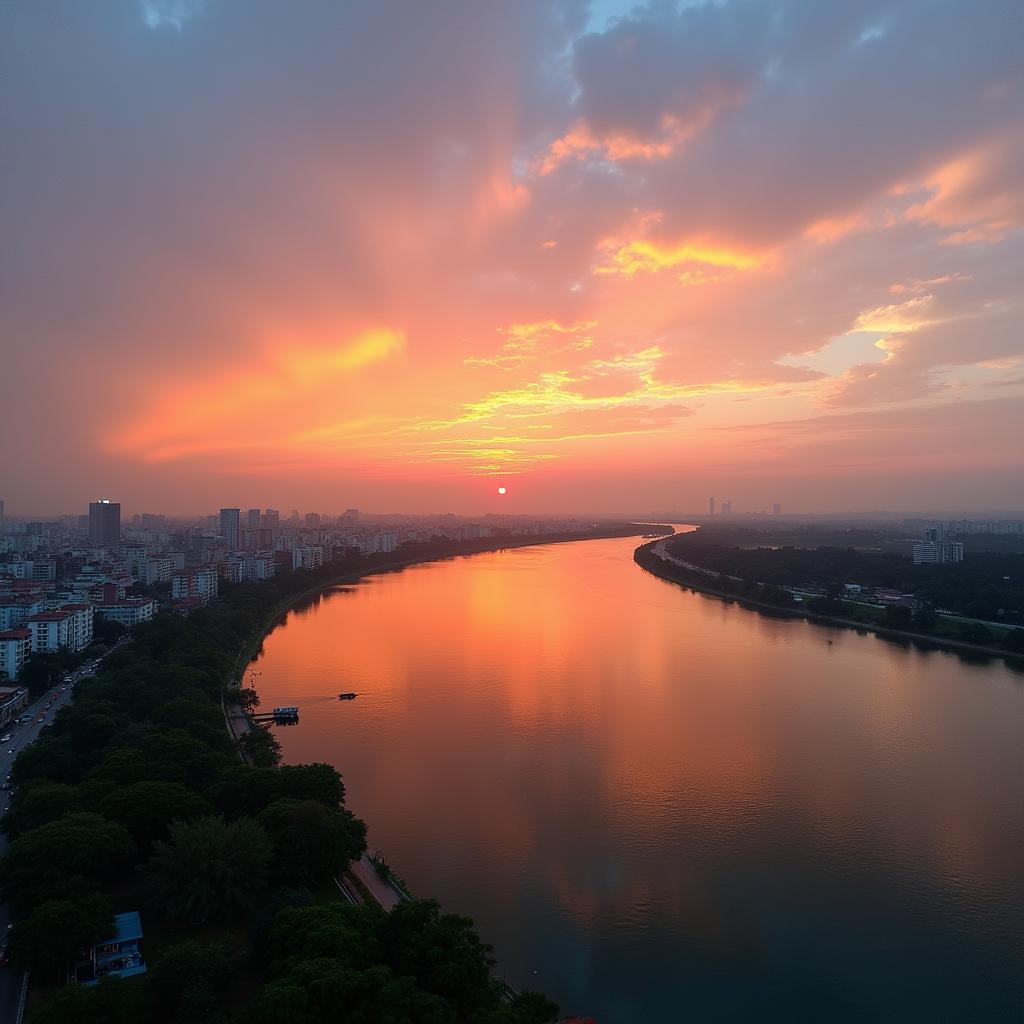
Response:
4,0,1023,515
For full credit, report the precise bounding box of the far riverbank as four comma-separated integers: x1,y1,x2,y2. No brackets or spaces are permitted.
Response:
635,538,1024,666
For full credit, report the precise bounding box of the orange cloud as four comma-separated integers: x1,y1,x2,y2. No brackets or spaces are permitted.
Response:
594,235,766,277
108,328,404,463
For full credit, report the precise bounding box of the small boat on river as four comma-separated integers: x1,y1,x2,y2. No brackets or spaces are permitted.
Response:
338,692,357,700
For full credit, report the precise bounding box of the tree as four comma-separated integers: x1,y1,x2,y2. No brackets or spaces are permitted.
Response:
264,903,383,974
98,781,213,850
92,617,127,646
258,799,366,887
1,781,78,840
147,938,243,1024
1002,628,1024,654
145,815,272,922
207,766,282,819
882,605,913,630
278,762,347,807
911,606,938,633
238,726,282,768
27,976,147,1024
8,893,113,980
382,899,497,1016
223,686,260,713
959,622,994,645
0,812,136,913
249,960,455,1024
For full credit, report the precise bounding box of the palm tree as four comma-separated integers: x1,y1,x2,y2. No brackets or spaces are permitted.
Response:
145,815,272,922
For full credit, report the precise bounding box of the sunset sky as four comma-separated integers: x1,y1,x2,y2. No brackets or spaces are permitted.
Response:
3,0,1023,516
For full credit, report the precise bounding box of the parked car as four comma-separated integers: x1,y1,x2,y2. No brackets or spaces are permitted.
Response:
0,735,10,743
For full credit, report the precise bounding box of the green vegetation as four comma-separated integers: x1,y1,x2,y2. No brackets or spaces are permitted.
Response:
638,530,1024,657
4,548,561,1022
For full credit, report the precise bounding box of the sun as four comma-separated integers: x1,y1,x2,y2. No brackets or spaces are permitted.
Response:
497,486,507,495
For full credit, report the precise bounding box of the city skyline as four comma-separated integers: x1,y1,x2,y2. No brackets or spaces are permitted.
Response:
3,1,1023,514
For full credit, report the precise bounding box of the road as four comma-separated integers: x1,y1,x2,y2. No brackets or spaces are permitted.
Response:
0,639,127,1023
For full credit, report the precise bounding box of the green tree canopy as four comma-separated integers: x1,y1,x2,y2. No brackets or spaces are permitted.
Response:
2,781,78,840
26,976,146,1024
145,815,272,922
147,938,243,1024
98,781,213,849
8,893,113,979
0,812,136,913
258,799,366,887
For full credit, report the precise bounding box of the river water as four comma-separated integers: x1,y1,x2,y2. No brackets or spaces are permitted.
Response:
250,532,1024,1021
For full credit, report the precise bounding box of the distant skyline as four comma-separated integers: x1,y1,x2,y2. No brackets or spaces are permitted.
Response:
3,1,1023,514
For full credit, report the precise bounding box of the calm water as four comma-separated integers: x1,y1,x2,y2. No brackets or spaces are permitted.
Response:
251,533,1024,1022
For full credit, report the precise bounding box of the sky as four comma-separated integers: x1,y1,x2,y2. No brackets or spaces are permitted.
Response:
2,0,1023,517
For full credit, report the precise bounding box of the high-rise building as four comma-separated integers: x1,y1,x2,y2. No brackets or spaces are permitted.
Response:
88,500,121,545
772,503,782,515
722,499,732,515
263,508,280,529
708,497,716,516
219,508,241,550
305,512,321,528
247,508,262,528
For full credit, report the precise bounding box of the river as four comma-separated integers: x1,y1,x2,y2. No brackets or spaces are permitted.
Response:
249,531,1024,1022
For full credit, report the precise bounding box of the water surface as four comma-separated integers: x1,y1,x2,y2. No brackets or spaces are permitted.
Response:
251,533,1024,1021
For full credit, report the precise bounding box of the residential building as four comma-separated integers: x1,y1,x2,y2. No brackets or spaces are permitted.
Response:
247,508,262,528
26,603,93,653
95,598,157,627
292,545,325,570
708,497,715,515
77,911,147,985
137,557,174,585
171,567,219,604
89,500,121,545
0,629,31,680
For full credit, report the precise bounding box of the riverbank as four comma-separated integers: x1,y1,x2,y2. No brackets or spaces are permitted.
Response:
635,539,1024,665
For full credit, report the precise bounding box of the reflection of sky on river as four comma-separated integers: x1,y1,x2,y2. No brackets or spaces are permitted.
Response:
252,535,1024,1022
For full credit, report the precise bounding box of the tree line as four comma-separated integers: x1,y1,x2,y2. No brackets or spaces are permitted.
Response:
637,536,1024,655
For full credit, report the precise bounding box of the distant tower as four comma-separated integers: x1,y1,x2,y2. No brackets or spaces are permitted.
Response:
263,508,281,529
219,508,241,549
247,508,262,528
722,499,732,515
88,500,121,545
772,503,781,515
709,497,716,516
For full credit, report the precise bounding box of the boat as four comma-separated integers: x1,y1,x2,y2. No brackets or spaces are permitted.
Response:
338,692,357,700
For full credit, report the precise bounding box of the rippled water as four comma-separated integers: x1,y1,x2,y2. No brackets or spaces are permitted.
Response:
251,532,1024,1022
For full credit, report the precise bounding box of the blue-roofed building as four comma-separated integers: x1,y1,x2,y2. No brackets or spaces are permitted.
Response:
76,911,147,985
